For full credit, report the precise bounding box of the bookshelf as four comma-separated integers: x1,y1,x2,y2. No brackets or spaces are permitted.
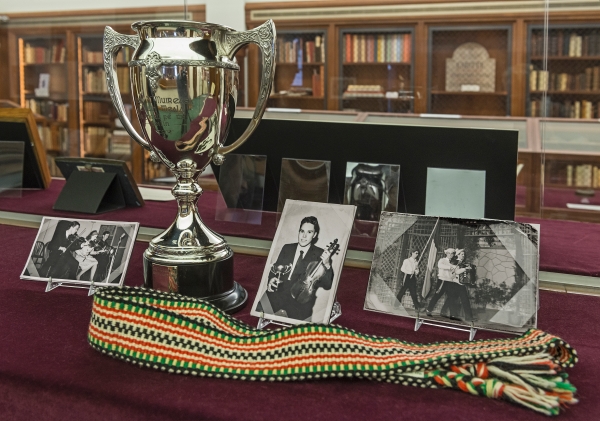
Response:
428,26,512,116
5,5,206,184
77,34,134,161
339,28,414,113
18,34,70,176
528,24,600,119
269,29,328,110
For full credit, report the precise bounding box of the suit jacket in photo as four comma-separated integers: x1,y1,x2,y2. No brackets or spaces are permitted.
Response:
40,221,76,277
265,242,334,321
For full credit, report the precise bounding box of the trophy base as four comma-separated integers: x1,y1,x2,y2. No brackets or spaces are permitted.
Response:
143,252,247,313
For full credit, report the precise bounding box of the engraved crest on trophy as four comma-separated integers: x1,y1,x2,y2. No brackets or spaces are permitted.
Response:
445,42,495,92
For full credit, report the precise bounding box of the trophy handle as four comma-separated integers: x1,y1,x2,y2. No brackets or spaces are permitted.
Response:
217,20,276,157
103,26,157,159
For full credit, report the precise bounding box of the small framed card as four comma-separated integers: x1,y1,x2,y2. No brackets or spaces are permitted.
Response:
21,217,139,287
251,200,356,325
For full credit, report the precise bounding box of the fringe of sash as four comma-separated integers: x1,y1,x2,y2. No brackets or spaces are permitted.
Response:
88,287,578,416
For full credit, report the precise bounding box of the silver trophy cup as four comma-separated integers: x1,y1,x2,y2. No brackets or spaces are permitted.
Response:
103,20,276,312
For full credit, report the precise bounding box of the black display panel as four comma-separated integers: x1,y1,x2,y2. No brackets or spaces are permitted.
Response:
214,118,518,221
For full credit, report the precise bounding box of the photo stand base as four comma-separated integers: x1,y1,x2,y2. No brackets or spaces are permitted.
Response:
44,277,100,296
257,301,342,329
414,315,477,341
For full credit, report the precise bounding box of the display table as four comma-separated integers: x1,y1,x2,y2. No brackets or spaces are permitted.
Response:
1,180,600,277
0,223,598,420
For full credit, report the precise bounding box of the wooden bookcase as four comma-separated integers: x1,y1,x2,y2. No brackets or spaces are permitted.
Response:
269,29,328,110
18,34,71,176
246,1,600,118
3,5,206,183
339,27,414,113
527,23,600,119
77,34,133,161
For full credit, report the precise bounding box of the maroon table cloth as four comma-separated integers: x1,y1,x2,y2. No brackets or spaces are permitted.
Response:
1,180,600,277
1,223,599,420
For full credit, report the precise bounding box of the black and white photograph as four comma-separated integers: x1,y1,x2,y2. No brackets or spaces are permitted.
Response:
344,162,400,221
21,217,139,286
364,212,539,334
251,200,356,325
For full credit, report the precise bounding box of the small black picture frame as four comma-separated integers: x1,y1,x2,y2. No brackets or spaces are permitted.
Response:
0,108,52,189
55,157,144,208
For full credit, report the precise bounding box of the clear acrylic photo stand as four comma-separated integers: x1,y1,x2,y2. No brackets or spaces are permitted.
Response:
413,313,478,341
44,277,99,296
257,300,342,329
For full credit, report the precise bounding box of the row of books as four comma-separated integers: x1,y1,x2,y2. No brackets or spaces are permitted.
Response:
83,101,111,122
343,33,411,64
37,124,68,152
83,68,108,93
530,99,597,119
83,126,110,156
81,47,131,64
276,36,325,63
530,67,600,92
26,99,68,121
83,67,130,94
565,165,600,188
531,31,600,57
23,41,66,64
109,130,133,155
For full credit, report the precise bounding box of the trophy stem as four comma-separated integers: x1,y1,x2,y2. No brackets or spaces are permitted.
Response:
142,159,247,313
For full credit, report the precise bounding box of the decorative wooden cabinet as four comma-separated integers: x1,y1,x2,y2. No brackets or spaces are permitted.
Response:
428,26,512,117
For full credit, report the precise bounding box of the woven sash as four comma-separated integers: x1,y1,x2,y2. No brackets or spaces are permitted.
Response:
89,287,578,416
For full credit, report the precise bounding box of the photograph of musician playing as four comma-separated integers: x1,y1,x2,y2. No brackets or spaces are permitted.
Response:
426,248,474,321
425,248,455,317
74,231,101,281
93,231,113,282
445,249,474,322
258,216,333,321
39,220,81,279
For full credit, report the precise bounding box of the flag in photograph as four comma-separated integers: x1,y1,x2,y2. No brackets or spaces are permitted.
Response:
422,218,440,297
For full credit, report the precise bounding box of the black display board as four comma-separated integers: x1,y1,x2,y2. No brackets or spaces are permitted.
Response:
53,171,126,214
214,118,518,221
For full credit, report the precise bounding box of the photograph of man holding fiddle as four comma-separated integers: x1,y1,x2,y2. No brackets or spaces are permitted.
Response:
22,217,139,287
252,200,356,325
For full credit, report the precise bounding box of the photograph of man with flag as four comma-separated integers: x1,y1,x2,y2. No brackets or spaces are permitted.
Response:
364,212,539,335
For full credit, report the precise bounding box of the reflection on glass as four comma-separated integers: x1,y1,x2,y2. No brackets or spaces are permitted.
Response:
0,141,25,197
278,158,330,212
215,154,266,225
344,162,400,221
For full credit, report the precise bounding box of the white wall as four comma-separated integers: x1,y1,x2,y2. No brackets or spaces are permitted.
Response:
1,0,319,30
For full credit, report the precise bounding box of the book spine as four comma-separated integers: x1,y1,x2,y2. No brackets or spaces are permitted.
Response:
403,34,411,63
345,34,351,63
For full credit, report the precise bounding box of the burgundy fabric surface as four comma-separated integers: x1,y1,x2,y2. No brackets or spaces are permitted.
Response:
1,223,599,420
516,216,600,277
542,187,600,209
2,180,600,276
